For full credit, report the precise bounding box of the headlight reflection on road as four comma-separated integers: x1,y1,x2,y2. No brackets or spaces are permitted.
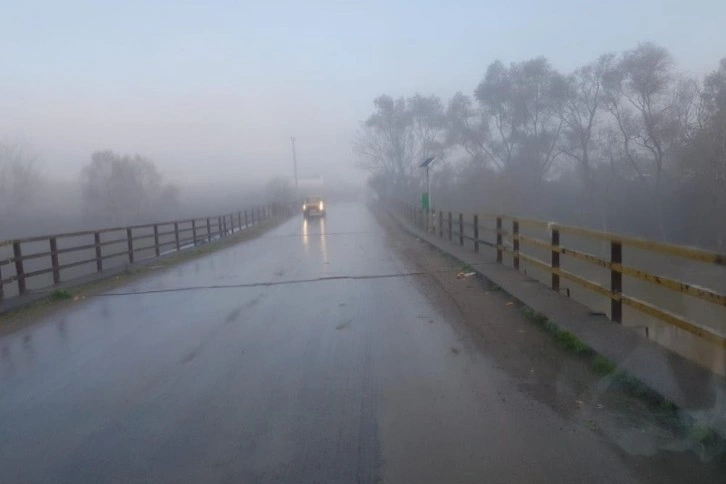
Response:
320,217,328,262
302,218,309,250
301,217,327,261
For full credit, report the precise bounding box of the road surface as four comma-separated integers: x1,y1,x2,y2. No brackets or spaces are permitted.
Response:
0,203,674,483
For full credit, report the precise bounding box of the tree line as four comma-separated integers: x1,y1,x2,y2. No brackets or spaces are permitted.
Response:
355,42,726,250
1,143,294,240
0,146,179,238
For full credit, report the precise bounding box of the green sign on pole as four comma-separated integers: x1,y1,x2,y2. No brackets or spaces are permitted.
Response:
421,192,429,211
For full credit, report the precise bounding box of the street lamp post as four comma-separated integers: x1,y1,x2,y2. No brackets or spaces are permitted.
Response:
420,156,437,232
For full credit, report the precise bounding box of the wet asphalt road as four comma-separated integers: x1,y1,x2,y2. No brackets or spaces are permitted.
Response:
0,203,647,483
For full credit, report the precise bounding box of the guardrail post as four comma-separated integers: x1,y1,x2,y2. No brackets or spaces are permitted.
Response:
473,215,479,252
13,242,26,295
551,227,559,292
192,220,197,246
245,210,249,228
50,237,60,284
611,241,623,323
174,222,180,250
496,217,503,263
127,228,134,263
448,212,452,241
154,225,161,255
513,220,520,271
94,232,103,272
439,211,443,238
206,219,212,243
458,213,464,246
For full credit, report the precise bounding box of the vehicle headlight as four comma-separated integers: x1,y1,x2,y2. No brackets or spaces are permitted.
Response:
319,201,324,210
302,204,306,210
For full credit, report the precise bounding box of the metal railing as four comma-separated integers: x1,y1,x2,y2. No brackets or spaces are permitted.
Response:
0,203,293,301
397,200,726,350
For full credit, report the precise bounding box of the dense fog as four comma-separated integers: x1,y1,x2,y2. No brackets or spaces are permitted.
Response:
3,2,726,251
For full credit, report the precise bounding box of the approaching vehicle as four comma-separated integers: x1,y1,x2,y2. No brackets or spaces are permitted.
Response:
302,197,326,218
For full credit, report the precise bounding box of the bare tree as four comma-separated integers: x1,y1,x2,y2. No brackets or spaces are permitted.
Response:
559,54,616,227
475,57,567,183
0,141,40,219
445,92,499,168
354,95,414,194
561,55,615,183
81,150,178,224
474,61,517,170
408,93,447,162
679,59,726,248
603,43,699,238
354,94,446,196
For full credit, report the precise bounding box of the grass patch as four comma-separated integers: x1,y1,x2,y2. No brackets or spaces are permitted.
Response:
591,355,617,375
553,328,592,355
50,289,72,301
542,319,559,335
519,305,679,416
520,306,592,356
521,306,724,453
460,262,475,273
690,426,718,445
659,400,679,413
611,370,675,407
520,306,548,325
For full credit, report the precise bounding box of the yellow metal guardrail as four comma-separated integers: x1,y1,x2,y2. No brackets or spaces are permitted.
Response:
399,200,726,349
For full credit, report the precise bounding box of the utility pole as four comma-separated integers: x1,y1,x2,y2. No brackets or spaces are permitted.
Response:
291,137,299,199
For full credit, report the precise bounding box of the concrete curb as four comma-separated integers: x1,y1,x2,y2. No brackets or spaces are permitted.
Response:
387,207,726,438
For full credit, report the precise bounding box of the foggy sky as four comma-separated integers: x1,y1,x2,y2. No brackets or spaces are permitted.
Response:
2,0,725,186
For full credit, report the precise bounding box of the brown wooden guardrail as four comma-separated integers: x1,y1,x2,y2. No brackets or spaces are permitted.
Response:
0,202,293,301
